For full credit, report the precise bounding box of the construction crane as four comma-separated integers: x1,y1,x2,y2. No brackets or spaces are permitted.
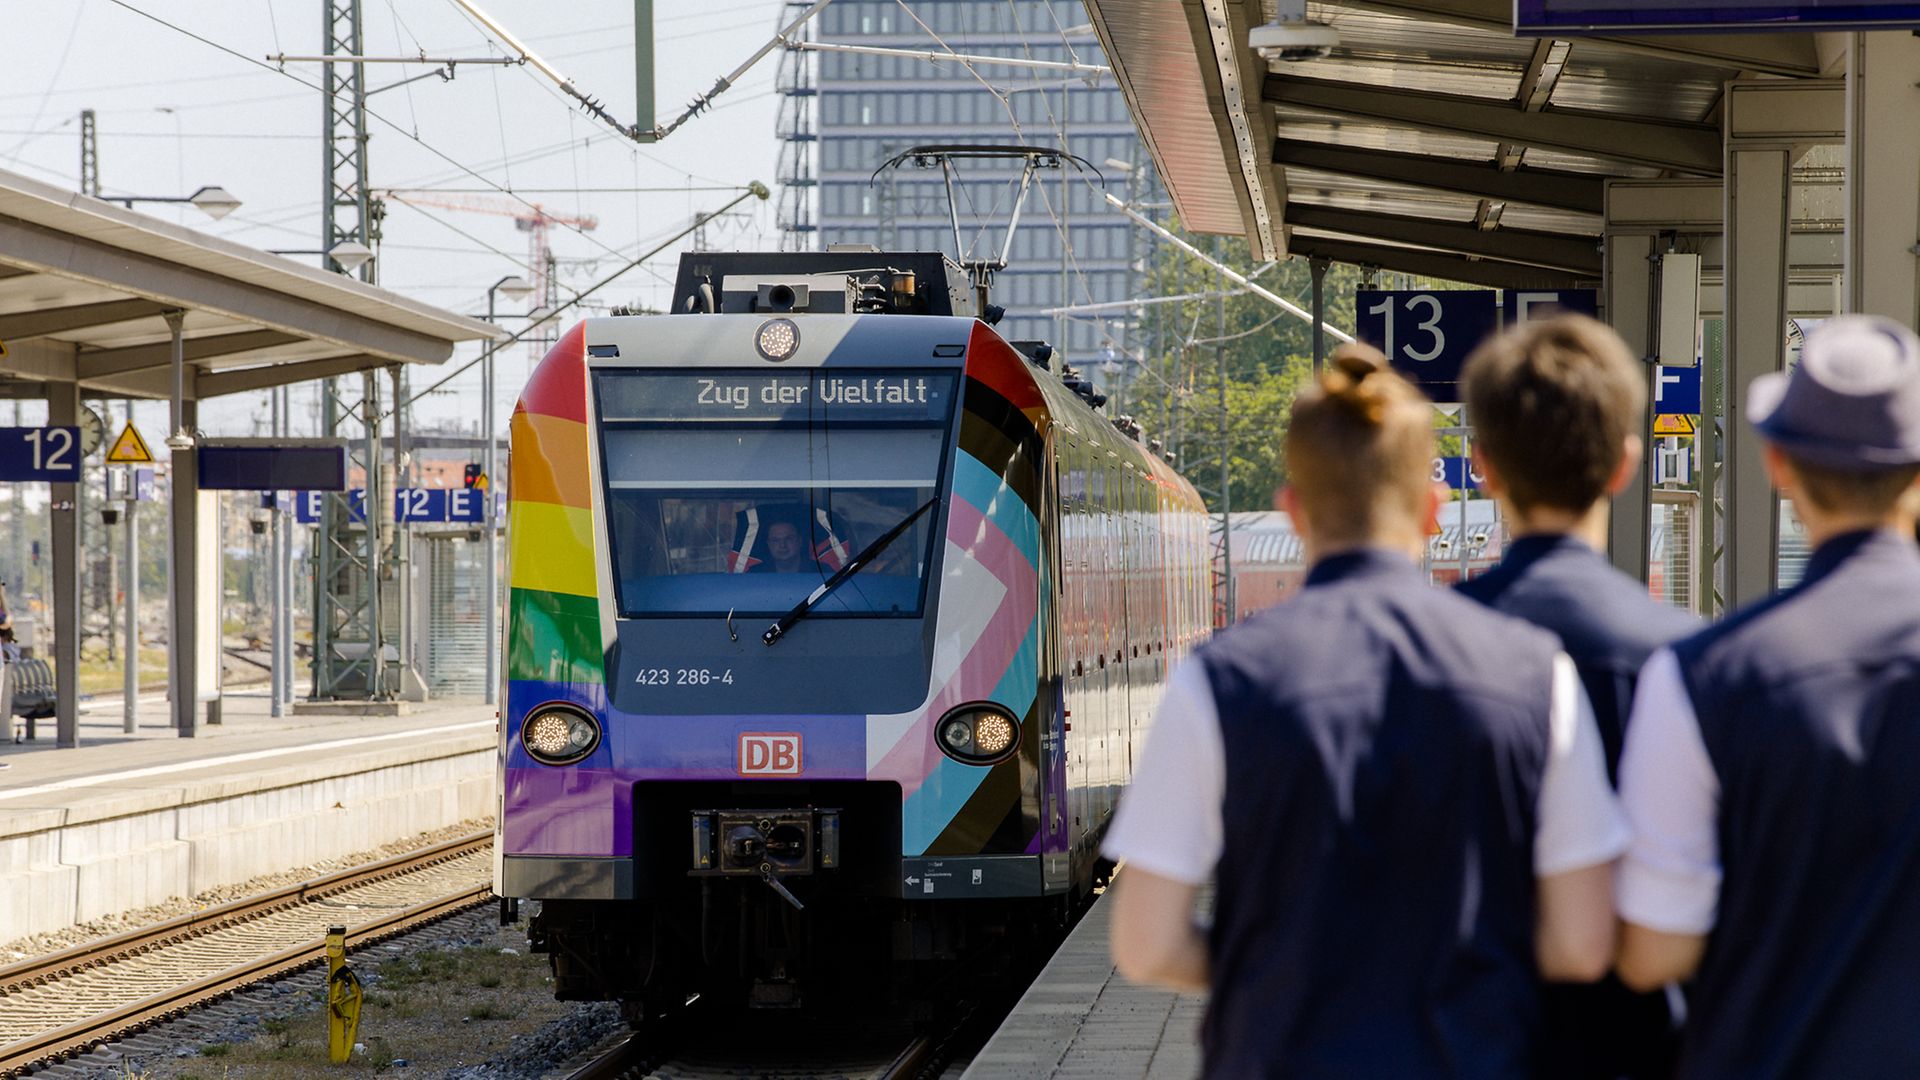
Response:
385,191,598,355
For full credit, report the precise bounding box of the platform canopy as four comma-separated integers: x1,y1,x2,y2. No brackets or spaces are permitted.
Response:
0,167,502,401
1083,0,1836,287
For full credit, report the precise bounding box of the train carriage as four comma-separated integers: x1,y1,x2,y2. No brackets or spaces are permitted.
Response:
495,251,1209,1013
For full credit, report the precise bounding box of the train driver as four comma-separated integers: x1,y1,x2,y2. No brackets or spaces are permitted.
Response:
760,519,814,574
1103,345,1626,1078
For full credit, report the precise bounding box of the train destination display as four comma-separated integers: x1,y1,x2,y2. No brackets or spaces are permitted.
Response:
598,371,952,422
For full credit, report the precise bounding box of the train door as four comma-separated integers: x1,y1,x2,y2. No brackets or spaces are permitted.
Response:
1063,437,1089,856
1099,456,1123,822
1117,465,1138,787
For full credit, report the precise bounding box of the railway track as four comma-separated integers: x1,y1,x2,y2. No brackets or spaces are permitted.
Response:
565,1017,938,1080
0,829,495,1076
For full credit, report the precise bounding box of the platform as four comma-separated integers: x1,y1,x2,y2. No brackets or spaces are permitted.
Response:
966,876,1205,1079
0,688,495,944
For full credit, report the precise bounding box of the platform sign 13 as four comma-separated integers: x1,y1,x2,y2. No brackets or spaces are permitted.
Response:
1355,291,1498,402
0,426,83,482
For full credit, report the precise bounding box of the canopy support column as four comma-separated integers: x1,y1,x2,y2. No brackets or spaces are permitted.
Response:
1845,32,1920,325
1724,80,1842,606
49,381,80,748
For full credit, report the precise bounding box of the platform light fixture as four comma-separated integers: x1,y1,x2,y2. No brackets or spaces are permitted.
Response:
326,240,375,274
114,184,243,221
1250,0,1339,63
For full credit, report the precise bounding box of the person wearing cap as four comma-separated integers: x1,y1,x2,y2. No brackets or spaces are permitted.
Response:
1105,345,1628,1078
1457,315,1694,1078
1615,315,1920,1078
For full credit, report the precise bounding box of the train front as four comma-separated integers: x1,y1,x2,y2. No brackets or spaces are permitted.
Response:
496,276,1058,1014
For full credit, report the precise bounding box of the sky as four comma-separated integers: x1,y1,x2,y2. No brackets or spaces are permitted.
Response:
0,0,793,437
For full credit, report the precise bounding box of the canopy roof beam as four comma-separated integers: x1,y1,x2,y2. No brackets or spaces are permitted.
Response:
76,329,305,380
1289,233,1585,289
196,354,381,398
0,215,458,364
0,299,171,340
1328,0,1820,76
1264,74,1723,176
1275,139,1605,215
1286,203,1603,274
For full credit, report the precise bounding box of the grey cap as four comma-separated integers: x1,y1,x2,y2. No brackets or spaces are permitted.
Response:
1749,315,1920,469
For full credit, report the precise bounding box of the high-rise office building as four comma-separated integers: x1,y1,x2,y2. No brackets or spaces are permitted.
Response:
775,0,1157,362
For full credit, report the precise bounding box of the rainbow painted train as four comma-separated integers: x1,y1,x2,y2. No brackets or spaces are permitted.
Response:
495,251,1211,1014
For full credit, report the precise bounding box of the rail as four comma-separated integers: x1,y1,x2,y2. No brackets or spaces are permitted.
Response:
0,830,494,1076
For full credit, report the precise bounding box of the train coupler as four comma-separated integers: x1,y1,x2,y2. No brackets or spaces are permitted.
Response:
689,807,841,881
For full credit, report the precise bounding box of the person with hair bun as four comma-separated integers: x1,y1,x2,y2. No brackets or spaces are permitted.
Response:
1104,344,1627,1078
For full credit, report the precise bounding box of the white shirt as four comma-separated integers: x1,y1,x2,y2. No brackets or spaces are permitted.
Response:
1103,653,1629,885
1614,647,1722,934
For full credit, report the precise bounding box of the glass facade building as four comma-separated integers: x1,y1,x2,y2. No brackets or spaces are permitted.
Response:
776,0,1159,362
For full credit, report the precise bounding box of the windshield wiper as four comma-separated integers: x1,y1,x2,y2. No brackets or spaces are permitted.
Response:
762,497,939,647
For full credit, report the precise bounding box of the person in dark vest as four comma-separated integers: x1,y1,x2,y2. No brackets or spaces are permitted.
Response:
1457,315,1695,1079
1615,314,1920,1079
1105,345,1627,1079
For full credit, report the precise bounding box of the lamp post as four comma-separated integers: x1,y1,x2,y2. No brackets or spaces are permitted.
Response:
484,275,534,707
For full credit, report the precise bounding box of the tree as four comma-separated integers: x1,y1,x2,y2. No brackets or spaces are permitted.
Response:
1102,231,1367,512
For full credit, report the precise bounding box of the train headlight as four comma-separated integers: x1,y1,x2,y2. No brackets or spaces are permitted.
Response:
520,705,601,765
935,703,1020,765
756,318,800,362
973,712,1015,756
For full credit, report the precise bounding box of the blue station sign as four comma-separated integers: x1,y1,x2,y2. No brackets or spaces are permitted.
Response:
295,488,489,525
1502,288,1598,326
1653,365,1702,416
0,427,82,482
1515,0,1920,33
1433,455,1484,492
1356,290,1499,402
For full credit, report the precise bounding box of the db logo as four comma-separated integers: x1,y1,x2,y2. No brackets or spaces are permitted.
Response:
738,732,802,776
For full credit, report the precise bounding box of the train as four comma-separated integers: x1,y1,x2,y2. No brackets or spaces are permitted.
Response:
493,250,1212,1017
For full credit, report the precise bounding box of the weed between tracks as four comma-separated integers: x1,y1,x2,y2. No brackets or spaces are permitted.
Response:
106,911,599,1079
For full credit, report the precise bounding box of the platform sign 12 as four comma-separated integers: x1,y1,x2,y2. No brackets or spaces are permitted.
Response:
0,427,83,482
1355,291,1498,402
296,488,486,525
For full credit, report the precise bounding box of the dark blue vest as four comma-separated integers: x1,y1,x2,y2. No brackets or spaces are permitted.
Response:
1460,534,1696,1080
1673,529,1920,1080
1200,549,1561,1080
1460,534,1698,780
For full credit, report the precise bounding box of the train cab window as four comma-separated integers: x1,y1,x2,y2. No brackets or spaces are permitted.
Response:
595,369,957,618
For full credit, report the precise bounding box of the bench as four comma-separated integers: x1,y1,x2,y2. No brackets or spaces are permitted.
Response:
8,657,55,720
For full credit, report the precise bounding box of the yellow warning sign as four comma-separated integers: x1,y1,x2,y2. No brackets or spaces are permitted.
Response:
0,337,8,358
1652,414,1697,437
105,421,155,464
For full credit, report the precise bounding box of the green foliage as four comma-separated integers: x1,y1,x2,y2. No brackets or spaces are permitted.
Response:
1109,230,1367,512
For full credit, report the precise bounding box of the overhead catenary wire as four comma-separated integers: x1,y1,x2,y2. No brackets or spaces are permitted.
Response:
443,0,654,146
396,182,771,416
99,0,654,270
654,0,836,141
1105,193,1355,344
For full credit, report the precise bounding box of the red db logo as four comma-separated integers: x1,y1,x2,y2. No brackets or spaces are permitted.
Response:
738,733,802,776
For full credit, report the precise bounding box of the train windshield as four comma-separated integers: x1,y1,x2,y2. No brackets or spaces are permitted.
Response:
595,369,957,618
